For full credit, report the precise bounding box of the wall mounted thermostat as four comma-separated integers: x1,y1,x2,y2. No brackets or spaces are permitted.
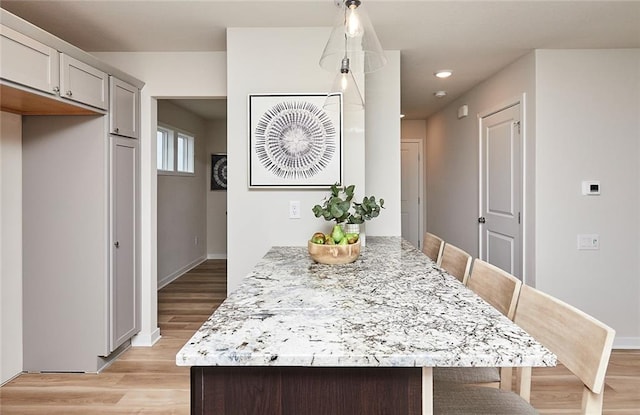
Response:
581,180,600,195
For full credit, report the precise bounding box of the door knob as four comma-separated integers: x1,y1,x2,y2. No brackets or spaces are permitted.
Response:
478,217,486,224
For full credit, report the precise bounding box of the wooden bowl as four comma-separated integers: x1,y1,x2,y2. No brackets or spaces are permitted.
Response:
308,239,361,265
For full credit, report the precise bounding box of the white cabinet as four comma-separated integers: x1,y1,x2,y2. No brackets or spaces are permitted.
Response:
0,25,60,95
60,54,108,110
110,77,140,138
0,26,109,111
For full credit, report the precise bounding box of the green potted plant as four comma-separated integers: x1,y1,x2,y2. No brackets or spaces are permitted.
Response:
311,183,384,238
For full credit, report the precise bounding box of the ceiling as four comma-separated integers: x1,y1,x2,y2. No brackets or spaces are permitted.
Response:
2,0,639,120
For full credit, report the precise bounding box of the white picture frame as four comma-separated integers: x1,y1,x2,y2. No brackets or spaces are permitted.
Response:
248,93,342,188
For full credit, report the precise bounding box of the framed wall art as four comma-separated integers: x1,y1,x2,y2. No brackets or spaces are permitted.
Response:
248,93,342,188
210,153,227,191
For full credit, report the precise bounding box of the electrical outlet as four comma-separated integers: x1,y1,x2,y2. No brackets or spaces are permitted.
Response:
289,201,301,219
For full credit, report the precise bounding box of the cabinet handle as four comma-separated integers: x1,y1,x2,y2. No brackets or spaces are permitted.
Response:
114,241,120,248
66,90,73,97
53,86,60,94
115,128,119,133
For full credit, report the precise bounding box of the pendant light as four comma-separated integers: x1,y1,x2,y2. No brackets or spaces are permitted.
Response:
319,0,387,74
323,56,364,112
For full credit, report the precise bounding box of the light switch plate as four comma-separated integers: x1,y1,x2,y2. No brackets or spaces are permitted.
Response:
577,234,599,250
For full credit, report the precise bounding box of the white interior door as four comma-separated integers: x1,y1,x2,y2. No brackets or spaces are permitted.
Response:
401,139,423,249
479,104,522,278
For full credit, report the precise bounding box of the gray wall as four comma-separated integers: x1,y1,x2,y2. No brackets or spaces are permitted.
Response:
157,100,207,288
534,49,640,347
425,49,640,347
425,52,537,278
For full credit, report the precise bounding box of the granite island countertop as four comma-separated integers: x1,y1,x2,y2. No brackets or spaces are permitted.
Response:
176,236,555,368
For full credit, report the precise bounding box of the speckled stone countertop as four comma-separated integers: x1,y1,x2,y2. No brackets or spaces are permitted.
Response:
177,237,556,368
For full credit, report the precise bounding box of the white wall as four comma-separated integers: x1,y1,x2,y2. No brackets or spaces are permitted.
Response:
92,51,227,346
535,49,640,347
205,119,227,259
365,51,402,237
425,52,536,282
156,100,208,288
226,27,401,293
0,111,23,384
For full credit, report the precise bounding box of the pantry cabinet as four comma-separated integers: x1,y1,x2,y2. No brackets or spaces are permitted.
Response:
110,136,140,352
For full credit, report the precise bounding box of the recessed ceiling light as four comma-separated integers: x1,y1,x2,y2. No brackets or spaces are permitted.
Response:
434,91,447,98
434,70,453,79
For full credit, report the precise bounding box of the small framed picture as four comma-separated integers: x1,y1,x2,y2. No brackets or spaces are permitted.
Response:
210,153,227,191
248,93,342,188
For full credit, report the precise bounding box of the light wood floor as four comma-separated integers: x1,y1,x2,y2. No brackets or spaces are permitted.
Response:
1,259,638,414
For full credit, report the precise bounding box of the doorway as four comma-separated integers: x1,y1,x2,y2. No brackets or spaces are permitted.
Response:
479,102,522,278
401,139,424,249
155,98,227,289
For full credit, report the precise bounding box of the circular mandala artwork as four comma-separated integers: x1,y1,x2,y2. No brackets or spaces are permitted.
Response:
212,156,227,189
254,100,336,179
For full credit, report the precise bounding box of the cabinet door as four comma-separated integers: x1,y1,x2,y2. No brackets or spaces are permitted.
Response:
0,25,60,94
60,53,108,110
110,136,139,352
110,77,139,138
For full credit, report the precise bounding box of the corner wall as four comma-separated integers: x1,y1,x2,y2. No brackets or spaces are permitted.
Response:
1,111,23,383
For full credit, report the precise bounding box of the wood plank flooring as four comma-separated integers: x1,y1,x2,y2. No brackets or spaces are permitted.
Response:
1,259,226,415
2,259,639,414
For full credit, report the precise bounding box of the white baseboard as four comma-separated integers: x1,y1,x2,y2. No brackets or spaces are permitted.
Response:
613,336,640,349
131,327,161,347
207,253,227,259
1,370,23,387
158,255,207,289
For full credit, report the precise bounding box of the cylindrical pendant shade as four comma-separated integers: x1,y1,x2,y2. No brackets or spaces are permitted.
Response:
319,2,387,74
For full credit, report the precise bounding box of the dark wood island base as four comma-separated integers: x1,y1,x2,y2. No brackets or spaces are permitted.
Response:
191,366,422,415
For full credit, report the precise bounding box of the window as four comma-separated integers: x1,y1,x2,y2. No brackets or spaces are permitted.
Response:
176,133,194,173
157,125,195,175
157,127,174,171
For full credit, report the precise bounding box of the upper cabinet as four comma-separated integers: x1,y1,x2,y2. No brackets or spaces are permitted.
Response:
0,25,60,95
0,9,144,116
110,77,139,138
60,54,108,110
